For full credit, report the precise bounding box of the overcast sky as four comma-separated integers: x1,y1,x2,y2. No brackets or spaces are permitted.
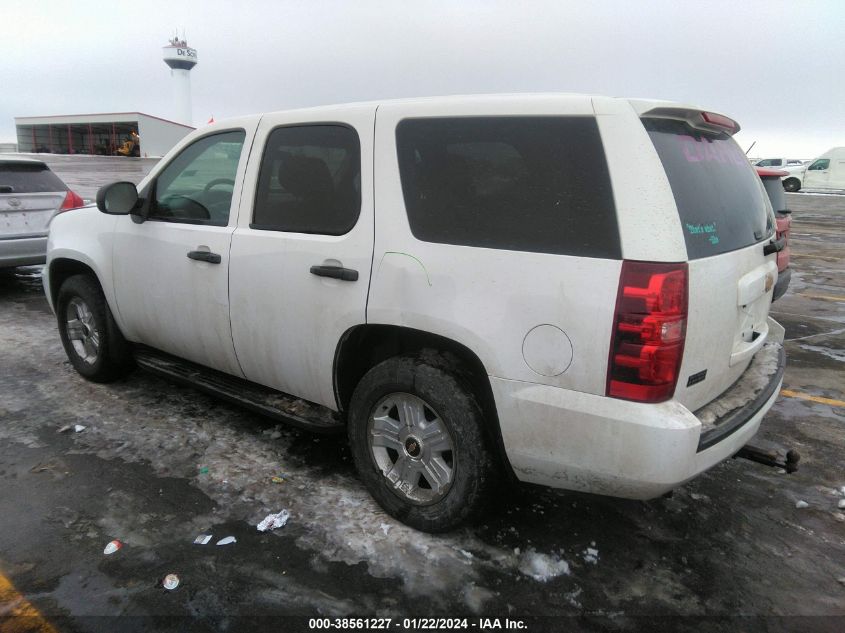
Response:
2,0,843,157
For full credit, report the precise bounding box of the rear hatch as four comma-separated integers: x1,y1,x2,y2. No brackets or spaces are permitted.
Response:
641,112,779,412
0,161,67,237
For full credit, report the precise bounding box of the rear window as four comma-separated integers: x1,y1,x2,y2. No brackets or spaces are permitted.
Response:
396,116,620,258
0,163,67,194
643,118,772,259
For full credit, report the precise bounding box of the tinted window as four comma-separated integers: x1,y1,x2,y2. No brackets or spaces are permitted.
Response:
252,125,361,235
643,118,772,259
808,159,829,171
395,117,620,258
0,163,66,193
756,158,781,167
150,130,245,225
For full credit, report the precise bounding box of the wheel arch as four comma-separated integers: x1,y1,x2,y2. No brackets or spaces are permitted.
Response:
333,324,516,480
48,258,104,308
782,176,801,192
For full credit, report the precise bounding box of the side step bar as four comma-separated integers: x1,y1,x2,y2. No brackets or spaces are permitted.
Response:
133,347,344,434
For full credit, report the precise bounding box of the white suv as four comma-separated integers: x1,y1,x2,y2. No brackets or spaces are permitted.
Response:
43,94,786,532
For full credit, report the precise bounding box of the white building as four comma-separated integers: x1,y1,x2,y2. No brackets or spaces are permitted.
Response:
13,112,194,158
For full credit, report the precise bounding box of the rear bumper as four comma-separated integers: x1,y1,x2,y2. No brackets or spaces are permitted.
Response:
0,235,47,268
772,267,791,302
492,318,785,499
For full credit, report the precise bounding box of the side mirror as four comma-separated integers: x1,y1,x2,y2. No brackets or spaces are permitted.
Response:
96,181,139,215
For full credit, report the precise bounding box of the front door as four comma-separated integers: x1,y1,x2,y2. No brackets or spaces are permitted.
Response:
228,106,376,408
803,158,830,189
112,127,254,376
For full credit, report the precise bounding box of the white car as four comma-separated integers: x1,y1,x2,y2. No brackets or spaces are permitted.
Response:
43,94,786,531
783,147,845,193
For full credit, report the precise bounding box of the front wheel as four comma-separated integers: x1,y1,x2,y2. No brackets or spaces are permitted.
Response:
56,274,134,382
348,354,495,532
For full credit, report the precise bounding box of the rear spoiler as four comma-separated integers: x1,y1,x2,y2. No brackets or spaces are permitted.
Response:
640,106,740,136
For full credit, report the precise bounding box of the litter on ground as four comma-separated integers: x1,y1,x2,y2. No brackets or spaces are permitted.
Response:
194,534,212,545
58,424,86,433
795,500,809,509
838,499,845,509
380,523,392,536
257,509,290,532
103,540,122,555
162,574,180,590
582,547,599,565
216,536,237,546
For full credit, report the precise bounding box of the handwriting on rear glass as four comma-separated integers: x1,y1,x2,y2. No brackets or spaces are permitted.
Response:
678,135,747,166
686,222,720,244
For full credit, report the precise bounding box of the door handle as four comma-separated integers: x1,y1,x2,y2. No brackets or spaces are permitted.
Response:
310,265,358,281
187,250,222,264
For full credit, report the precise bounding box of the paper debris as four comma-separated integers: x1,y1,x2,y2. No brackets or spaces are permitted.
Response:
194,534,212,545
795,500,809,509
103,540,122,555
216,536,237,545
257,509,290,532
162,573,180,590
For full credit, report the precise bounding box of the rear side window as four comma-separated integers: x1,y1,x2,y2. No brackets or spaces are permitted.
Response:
396,117,620,258
252,125,361,235
643,118,772,259
0,163,66,193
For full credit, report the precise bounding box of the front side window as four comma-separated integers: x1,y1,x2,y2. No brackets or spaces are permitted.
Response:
395,116,620,258
150,130,246,225
808,159,830,171
252,125,361,235
757,158,781,167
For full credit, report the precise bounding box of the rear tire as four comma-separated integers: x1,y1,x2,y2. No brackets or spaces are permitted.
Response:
783,178,800,192
348,354,495,532
56,274,134,382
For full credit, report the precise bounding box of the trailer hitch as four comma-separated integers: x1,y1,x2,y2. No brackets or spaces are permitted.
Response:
735,440,800,473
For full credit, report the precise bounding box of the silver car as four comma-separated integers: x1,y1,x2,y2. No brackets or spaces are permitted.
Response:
1,157,83,269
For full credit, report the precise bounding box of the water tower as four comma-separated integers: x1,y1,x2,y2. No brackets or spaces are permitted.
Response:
162,35,198,126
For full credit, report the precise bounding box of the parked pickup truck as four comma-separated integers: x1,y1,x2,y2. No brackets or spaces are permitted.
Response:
44,94,787,531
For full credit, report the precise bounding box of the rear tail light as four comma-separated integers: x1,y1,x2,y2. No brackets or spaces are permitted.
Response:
59,190,85,211
607,261,688,403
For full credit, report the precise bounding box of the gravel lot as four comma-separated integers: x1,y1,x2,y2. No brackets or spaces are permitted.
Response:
1,156,843,632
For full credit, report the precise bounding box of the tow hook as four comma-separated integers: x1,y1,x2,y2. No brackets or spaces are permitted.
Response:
735,440,800,473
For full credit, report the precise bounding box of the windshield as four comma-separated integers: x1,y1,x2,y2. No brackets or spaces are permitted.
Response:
643,118,773,259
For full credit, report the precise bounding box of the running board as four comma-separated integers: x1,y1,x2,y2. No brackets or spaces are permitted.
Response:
133,347,344,434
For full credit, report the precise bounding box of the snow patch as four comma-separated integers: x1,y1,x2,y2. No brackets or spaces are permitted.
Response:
697,342,782,429
518,549,571,582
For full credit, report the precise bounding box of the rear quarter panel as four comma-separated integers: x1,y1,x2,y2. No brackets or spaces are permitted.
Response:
369,96,622,394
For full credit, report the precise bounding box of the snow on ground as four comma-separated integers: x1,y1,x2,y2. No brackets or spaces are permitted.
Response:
517,549,571,582
0,300,580,613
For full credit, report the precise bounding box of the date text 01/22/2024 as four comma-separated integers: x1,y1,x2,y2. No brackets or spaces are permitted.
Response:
307,618,528,630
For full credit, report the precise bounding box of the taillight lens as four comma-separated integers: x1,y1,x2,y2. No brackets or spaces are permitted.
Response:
59,190,85,211
607,261,688,403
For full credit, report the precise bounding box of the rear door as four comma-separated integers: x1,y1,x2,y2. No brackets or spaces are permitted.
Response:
639,114,778,411
228,105,375,409
0,162,65,238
